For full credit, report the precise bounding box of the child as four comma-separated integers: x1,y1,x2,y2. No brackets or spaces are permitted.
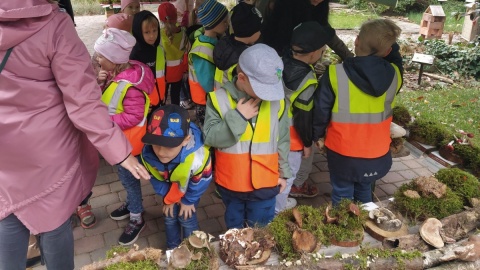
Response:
276,21,333,213
312,19,403,205
121,0,140,16
94,28,155,245
203,44,292,229
158,2,189,106
140,105,212,249
130,10,166,112
213,1,262,90
188,0,228,125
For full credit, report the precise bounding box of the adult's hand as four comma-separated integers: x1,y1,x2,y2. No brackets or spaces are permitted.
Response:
236,98,260,120
278,178,287,193
119,154,150,180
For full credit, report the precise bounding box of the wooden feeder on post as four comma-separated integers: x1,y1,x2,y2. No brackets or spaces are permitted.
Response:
420,5,446,39
461,1,480,41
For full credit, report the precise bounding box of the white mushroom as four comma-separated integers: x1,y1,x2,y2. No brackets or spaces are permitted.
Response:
420,218,444,248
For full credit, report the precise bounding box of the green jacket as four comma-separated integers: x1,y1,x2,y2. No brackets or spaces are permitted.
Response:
203,79,292,179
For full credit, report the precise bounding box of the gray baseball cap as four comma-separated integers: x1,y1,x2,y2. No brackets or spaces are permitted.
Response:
238,44,285,101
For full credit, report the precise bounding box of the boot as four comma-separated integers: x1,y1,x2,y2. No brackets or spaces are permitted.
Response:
26,234,41,268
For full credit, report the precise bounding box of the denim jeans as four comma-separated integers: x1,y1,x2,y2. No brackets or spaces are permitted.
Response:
219,189,276,229
330,173,373,205
0,214,74,270
117,165,143,214
275,151,302,214
164,202,199,249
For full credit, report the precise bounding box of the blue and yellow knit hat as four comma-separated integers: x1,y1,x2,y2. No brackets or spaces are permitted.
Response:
197,0,228,30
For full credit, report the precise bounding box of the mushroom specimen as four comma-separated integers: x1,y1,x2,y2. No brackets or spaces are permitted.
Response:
420,218,445,248
368,208,402,232
170,245,192,269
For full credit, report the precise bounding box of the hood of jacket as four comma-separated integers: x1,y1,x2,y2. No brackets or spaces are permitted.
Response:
130,10,160,74
282,53,314,91
142,121,204,167
0,0,60,50
114,60,155,94
213,35,250,71
342,56,396,97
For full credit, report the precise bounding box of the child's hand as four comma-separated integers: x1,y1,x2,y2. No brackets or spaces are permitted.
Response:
315,138,325,153
163,203,175,218
179,203,196,220
303,146,312,159
277,178,287,193
97,69,109,84
236,98,260,120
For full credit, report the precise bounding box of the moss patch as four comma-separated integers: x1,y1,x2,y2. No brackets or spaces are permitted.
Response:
392,106,411,127
105,260,158,270
408,119,451,147
435,168,480,204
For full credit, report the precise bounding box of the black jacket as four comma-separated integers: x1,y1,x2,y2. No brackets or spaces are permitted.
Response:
213,35,250,72
130,11,161,76
312,56,402,182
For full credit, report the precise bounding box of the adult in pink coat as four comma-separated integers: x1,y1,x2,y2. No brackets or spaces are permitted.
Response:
0,1,150,269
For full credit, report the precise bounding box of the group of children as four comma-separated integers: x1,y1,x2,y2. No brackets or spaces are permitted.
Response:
87,0,403,250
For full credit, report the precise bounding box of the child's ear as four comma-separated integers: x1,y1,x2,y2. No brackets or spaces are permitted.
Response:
181,135,191,146
382,46,393,57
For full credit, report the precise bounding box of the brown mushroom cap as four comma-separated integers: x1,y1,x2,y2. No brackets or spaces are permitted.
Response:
188,235,205,249
292,229,317,253
191,251,203,261
170,245,192,269
420,218,444,248
292,208,303,228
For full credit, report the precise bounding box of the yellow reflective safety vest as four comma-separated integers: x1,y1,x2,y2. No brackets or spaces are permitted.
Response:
325,63,402,158
151,46,166,106
285,69,317,151
214,63,236,90
209,89,286,192
101,81,150,156
140,145,210,204
188,39,214,105
160,27,188,83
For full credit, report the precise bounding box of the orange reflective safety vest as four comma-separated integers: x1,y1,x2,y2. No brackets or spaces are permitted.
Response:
325,63,401,158
209,89,286,192
213,63,236,90
188,39,214,105
140,145,210,204
150,46,166,106
285,69,317,151
101,81,150,156
161,27,188,83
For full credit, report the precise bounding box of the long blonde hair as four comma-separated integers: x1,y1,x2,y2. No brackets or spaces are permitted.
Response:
112,63,131,79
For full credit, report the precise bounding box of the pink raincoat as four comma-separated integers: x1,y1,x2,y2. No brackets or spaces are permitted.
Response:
0,0,132,234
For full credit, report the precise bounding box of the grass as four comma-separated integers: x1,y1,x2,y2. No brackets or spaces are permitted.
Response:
72,0,104,16
397,84,480,146
406,1,465,33
330,9,378,29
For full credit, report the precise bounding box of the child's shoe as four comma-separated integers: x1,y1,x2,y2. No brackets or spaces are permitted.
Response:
289,183,319,198
110,202,130,220
76,204,97,229
285,198,297,210
180,99,195,110
118,218,145,245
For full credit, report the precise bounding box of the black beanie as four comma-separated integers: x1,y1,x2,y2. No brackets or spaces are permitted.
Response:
231,2,263,38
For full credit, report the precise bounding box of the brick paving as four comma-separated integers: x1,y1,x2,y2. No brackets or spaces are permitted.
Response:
31,10,449,270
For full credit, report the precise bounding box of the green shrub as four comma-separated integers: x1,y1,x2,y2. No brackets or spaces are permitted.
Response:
393,180,463,221
435,168,480,204
407,118,452,147
451,144,480,177
392,105,411,127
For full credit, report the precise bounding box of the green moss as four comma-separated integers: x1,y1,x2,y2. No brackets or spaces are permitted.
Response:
435,168,480,204
104,260,158,270
454,144,480,177
393,181,463,221
105,246,130,259
357,247,422,270
408,119,452,147
392,106,411,127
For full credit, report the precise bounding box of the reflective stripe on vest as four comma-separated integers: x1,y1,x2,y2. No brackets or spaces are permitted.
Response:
161,28,188,83
214,64,236,90
188,39,214,105
209,88,285,192
141,145,210,204
325,63,401,158
101,81,150,156
286,70,317,151
151,46,166,105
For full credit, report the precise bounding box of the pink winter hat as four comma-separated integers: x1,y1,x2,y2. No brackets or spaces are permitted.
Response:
94,28,136,64
121,0,139,11
105,13,133,32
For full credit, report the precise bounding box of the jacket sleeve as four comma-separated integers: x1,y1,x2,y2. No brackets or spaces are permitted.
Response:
192,54,215,93
203,94,248,148
292,84,316,147
278,103,292,179
110,87,146,130
181,158,213,205
312,70,335,141
50,15,131,165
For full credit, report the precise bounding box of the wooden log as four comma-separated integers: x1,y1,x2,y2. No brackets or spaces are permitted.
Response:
383,234,432,252
423,232,480,268
423,72,454,84
440,206,480,240
369,257,424,270
427,260,480,269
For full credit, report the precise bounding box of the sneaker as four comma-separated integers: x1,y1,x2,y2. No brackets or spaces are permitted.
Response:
289,183,319,198
285,198,297,210
76,204,96,229
118,218,145,245
180,99,194,110
110,203,130,221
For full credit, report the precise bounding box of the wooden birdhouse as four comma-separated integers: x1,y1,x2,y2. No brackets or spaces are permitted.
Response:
420,5,446,39
461,2,480,41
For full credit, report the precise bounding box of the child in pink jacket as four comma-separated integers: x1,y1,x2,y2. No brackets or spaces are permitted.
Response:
95,28,155,245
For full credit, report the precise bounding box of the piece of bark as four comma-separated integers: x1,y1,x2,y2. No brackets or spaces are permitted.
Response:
414,176,447,199
383,233,432,252
427,260,480,269
423,232,480,268
423,72,454,84
440,207,480,240
369,257,423,270
81,247,162,270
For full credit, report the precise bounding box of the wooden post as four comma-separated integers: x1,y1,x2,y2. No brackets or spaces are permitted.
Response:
412,53,435,85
